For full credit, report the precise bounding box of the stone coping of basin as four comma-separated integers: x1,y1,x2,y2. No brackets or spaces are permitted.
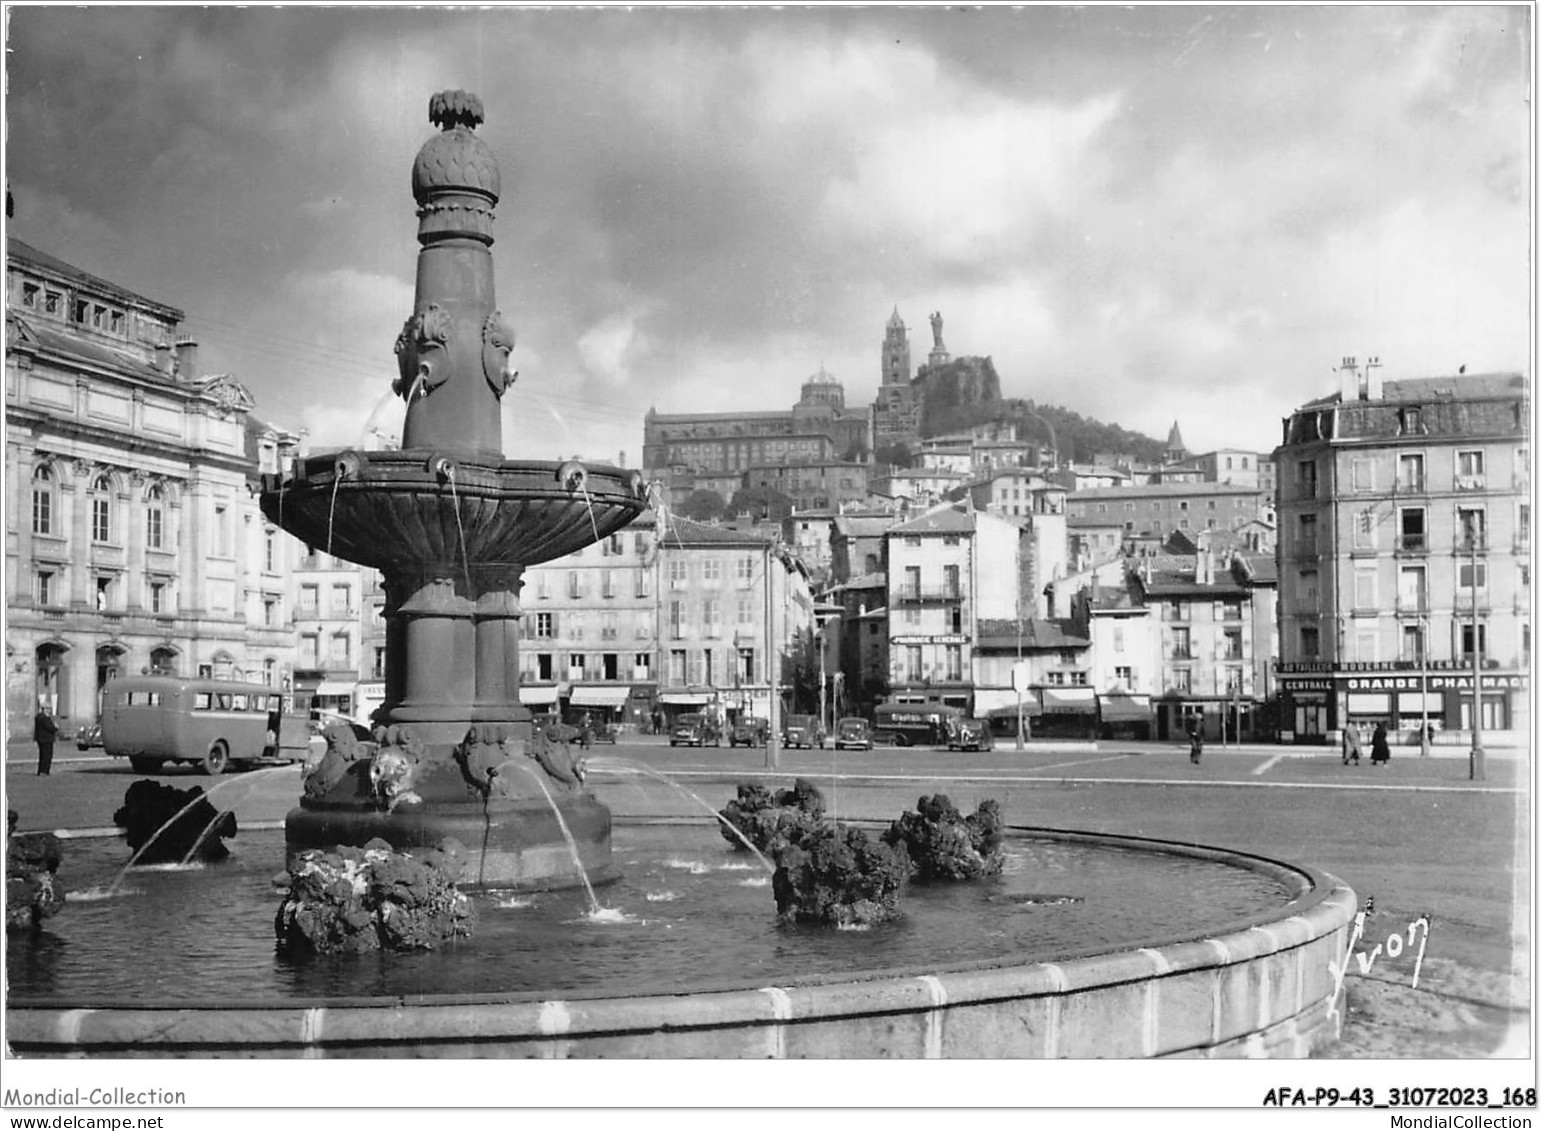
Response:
6,823,1357,1057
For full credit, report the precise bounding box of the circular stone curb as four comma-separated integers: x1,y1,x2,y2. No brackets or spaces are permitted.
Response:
5,824,1356,1058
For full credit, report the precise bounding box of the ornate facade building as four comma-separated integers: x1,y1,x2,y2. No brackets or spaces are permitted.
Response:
641,367,871,510
4,238,300,737
1273,368,1530,744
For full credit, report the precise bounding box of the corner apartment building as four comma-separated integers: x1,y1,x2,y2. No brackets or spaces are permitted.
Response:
1273,369,1530,743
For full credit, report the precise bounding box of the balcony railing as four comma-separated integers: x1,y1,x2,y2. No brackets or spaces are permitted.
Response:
894,587,964,604
1395,596,1429,614
1454,474,1486,492
1171,646,1194,660
1396,534,1428,554
1395,476,1426,494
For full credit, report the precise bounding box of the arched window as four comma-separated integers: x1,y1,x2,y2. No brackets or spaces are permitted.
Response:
145,484,165,550
90,474,113,544
31,465,55,536
149,646,178,676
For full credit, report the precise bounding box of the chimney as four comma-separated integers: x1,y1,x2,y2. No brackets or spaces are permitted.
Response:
175,336,198,378
1363,356,1383,400
155,341,173,373
1338,356,1359,402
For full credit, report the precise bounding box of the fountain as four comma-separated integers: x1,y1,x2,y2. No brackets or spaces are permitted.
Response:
3,92,1358,1060
256,91,645,890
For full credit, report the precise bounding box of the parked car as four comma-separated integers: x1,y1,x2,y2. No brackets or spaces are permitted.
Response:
670,712,721,748
833,717,873,751
75,722,103,751
728,717,770,748
562,714,618,745
782,714,826,749
947,717,995,752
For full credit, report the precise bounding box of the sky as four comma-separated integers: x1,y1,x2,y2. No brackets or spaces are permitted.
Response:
3,5,1533,467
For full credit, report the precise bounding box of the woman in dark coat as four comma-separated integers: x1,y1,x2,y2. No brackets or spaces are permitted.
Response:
1370,721,1391,766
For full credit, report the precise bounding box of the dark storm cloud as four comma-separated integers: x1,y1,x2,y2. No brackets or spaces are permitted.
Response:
4,6,1529,459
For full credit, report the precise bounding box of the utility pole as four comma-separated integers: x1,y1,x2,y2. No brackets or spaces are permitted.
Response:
1467,516,1486,781
1419,615,1430,758
764,540,780,770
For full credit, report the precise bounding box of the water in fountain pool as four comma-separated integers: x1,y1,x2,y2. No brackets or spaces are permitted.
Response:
7,824,1299,1005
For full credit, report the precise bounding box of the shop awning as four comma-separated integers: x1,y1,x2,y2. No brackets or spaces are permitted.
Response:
973,689,1028,716
1099,694,1151,722
1041,688,1097,714
520,686,560,706
569,686,630,708
313,680,356,697
658,692,711,706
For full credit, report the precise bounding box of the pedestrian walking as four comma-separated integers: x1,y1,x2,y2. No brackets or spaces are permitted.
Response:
1342,722,1362,765
1370,721,1391,766
1186,711,1204,765
33,706,59,776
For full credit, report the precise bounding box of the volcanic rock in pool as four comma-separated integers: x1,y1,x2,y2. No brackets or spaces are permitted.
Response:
7,810,66,930
772,823,909,928
718,777,826,855
112,780,237,864
883,795,1005,881
274,837,476,956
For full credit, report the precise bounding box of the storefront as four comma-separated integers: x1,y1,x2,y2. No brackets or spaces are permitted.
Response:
1098,693,1152,740
1037,687,1098,740
1277,661,1528,744
520,684,561,716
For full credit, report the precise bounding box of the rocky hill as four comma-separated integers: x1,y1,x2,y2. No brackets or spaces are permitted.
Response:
913,355,1165,464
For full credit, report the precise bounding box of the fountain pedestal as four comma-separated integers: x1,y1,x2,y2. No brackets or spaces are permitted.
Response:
259,91,644,890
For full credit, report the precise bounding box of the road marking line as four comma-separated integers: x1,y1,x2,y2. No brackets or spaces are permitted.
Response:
609,770,1521,794
1024,753,1137,773
1252,754,1285,776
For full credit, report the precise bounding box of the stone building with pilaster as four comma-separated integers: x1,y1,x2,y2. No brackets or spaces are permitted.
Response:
5,237,298,738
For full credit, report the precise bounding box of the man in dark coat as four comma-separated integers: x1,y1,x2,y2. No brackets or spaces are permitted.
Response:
33,707,59,776
1370,721,1392,766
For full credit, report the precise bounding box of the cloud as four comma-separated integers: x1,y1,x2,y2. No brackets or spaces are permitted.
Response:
4,6,1528,468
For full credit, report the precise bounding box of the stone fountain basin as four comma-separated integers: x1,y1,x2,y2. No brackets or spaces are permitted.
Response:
4,821,1355,1058
258,449,646,571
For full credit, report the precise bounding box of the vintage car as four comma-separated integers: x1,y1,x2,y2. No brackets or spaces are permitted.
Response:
75,722,103,751
947,717,996,752
782,714,826,750
728,716,770,748
833,717,873,751
670,712,721,748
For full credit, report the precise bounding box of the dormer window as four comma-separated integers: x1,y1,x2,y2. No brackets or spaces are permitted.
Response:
22,283,39,306
44,292,60,314
1400,407,1424,434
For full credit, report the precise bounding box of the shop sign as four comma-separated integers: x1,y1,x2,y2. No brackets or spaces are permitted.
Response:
1427,673,1528,692
1278,659,1499,674
1279,678,1334,691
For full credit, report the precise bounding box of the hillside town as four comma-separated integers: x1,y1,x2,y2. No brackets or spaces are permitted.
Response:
7,240,1528,752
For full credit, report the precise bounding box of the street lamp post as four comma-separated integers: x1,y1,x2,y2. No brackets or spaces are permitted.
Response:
1466,519,1486,781
1419,615,1430,759
764,541,780,771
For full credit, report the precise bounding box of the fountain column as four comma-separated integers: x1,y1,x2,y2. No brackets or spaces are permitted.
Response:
472,564,528,729
384,566,477,739
262,90,642,889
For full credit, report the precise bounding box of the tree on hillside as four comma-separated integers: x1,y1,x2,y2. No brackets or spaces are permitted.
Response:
874,442,914,469
729,485,795,522
678,488,727,522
